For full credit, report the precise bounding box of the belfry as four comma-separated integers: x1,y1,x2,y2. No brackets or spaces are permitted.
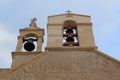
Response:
0,12,120,80
46,12,96,49
16,17,44,52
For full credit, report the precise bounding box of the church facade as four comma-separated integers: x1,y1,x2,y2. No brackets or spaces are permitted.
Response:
0,13,120,80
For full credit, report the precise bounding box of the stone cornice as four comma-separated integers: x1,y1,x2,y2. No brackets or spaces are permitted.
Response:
20,28,44,31
48,13,90,18
12,52,42,59
45,46,98,51
48,34,62,36
47,23,92,26
47,23,63,26
77,23,92,26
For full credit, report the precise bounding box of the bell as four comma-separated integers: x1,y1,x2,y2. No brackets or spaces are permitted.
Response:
66,28,73,34
66,36,74,42
23,38,36,51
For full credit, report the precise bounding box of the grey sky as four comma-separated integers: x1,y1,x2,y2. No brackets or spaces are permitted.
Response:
0,0,120,68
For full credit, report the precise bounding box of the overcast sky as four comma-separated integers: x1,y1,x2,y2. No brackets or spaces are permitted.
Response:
0,0,120,68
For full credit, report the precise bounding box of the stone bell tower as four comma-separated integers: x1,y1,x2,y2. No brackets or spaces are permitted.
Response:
12,18,44,68
16,18,44,52
46,12,97,50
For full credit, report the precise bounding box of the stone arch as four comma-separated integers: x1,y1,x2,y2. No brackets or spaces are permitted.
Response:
63,20,77,28
24,33,38,38
62,20,79,46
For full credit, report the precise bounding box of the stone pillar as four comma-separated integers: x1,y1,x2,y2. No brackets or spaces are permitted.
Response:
36,36,43,52
15,36,23,52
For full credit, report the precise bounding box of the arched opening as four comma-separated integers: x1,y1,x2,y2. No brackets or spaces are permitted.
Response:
22,37,37,52
63,20,77,28
63,20,79,46
22,33,38,52
24,33,38,38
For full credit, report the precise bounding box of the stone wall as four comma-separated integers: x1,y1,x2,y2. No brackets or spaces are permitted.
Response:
0,50,120,80
0,69,10,75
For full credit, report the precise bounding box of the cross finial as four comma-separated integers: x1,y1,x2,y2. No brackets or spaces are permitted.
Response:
31,17,37,22
65,10,72,14
30,17,37,28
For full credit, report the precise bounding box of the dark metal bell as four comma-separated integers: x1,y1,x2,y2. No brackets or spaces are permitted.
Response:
66,29,73,34
23,38,36,51
66,37,74,42
24,42,35,51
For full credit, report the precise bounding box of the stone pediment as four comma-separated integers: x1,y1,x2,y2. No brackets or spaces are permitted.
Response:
0,50,120,80
20,27,41,30
48,13,91,24
48,13,90,18
20,17,42,30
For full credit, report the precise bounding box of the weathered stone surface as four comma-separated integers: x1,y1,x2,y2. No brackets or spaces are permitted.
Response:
0,69,10,75
0,50,120,80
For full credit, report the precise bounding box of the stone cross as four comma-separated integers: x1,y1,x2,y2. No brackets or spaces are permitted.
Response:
65,10,72,14
31,17,37,22
30,17,37,28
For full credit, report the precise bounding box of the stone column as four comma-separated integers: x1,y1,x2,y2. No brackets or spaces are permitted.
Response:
15,36,23,52
36,36,43,52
